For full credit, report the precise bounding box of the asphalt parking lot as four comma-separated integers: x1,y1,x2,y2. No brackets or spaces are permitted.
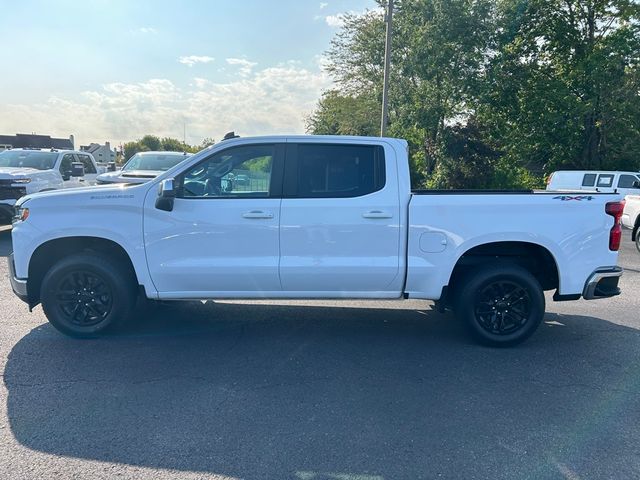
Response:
0,226,639,480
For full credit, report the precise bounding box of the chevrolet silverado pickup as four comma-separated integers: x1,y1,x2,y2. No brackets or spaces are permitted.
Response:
0,148,104,223
8,136,625,346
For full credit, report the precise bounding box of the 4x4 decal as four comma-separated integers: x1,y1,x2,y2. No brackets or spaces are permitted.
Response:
553,195,594,201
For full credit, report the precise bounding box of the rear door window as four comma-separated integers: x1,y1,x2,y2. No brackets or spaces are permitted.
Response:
287,144,385,198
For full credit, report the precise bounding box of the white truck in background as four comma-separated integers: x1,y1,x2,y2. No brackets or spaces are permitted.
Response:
546,170,640,197
8,135,625,346
622,194,640,252
0,149,104,223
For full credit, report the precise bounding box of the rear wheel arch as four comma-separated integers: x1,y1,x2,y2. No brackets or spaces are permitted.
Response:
445,241,560,304
28,236,139,307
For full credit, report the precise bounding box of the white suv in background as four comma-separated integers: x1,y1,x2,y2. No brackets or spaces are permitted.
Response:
0,148,103,223
96,151,191,185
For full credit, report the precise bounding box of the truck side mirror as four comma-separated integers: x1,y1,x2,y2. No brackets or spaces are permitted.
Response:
633,180,640,189
71,162,85,177
156,178,176,212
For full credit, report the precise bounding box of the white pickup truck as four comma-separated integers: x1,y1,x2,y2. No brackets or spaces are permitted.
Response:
0,148,103,223
8,136,625,346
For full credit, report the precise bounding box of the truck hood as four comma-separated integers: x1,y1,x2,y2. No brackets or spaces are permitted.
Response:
0,167,41,178
17,183,146,207
96,170,161,184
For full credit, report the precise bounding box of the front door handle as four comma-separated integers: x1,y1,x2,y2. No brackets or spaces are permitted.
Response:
242,210,274,219
362,210,392,219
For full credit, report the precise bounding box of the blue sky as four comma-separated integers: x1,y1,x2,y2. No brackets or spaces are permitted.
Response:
0,0,377,147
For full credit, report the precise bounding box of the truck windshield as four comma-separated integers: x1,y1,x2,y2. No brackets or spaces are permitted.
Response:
0,150,58,170
123,153,187,172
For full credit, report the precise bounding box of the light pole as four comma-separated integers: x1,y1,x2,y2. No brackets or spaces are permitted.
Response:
380,0,394,137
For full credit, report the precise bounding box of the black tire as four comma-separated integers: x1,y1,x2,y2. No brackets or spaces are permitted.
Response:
454,264,545,347
40,253,136,338
635,228,640,253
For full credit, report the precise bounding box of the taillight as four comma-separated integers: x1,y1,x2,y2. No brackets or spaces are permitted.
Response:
605,201,625,251
546,172,554,186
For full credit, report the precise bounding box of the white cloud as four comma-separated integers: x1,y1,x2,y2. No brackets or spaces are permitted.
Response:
0,65,331,147
193,77,209,88
178,55,215,67
225,58,258,77
319,2,328,9
138,27,157,34
324,14,345,27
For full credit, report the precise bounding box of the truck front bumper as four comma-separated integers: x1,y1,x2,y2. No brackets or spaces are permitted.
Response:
8,253,28,304
583,267,623,300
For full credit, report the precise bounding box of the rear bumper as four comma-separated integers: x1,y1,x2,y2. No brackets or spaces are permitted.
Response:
583,267,623,300
8,253,28,303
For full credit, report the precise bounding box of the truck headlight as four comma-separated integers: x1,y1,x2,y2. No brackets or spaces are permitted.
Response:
13,207,29,223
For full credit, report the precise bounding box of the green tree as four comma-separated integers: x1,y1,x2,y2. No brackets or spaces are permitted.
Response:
309,0,640,189
312,0,498,187
306,90,380,136
123,135,199,160
123,141,147,161
478,0,640,175
201,137,216,149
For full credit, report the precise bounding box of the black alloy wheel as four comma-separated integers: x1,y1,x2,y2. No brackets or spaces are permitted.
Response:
474,280,532,336
41,253,136,337
455,264,545,347
54,270,114,327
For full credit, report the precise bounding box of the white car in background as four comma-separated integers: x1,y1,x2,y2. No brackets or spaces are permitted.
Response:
0,148,102,223
96,151,191,185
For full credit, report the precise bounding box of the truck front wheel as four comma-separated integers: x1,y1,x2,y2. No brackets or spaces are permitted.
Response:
40,253,136,338
455,264,545,347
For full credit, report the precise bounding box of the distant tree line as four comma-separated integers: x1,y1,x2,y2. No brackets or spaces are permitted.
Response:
123,135,215,162
307,0,640,189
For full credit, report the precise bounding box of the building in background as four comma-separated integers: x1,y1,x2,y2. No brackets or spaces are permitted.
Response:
80,142,116,164
0,133,74,150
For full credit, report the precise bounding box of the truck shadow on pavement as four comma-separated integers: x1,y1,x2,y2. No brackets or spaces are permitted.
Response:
5,301,640,479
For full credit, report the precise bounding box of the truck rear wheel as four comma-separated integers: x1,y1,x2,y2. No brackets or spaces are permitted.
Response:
455,264,545,347
40,253,136,338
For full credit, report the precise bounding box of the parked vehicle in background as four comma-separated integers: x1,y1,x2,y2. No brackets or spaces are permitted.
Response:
96,151,191,185
9,135,625,347
622,194,640,252
0,148,103,224
547,170,640,197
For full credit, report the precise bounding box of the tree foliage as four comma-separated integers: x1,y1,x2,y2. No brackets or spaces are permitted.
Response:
308,0,640,188
123,135,208,161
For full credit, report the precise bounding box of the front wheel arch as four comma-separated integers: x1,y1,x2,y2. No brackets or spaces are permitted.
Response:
28,236,139,308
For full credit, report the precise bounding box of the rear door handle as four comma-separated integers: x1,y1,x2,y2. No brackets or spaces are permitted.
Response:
242,210,274,219
362,210,392,219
